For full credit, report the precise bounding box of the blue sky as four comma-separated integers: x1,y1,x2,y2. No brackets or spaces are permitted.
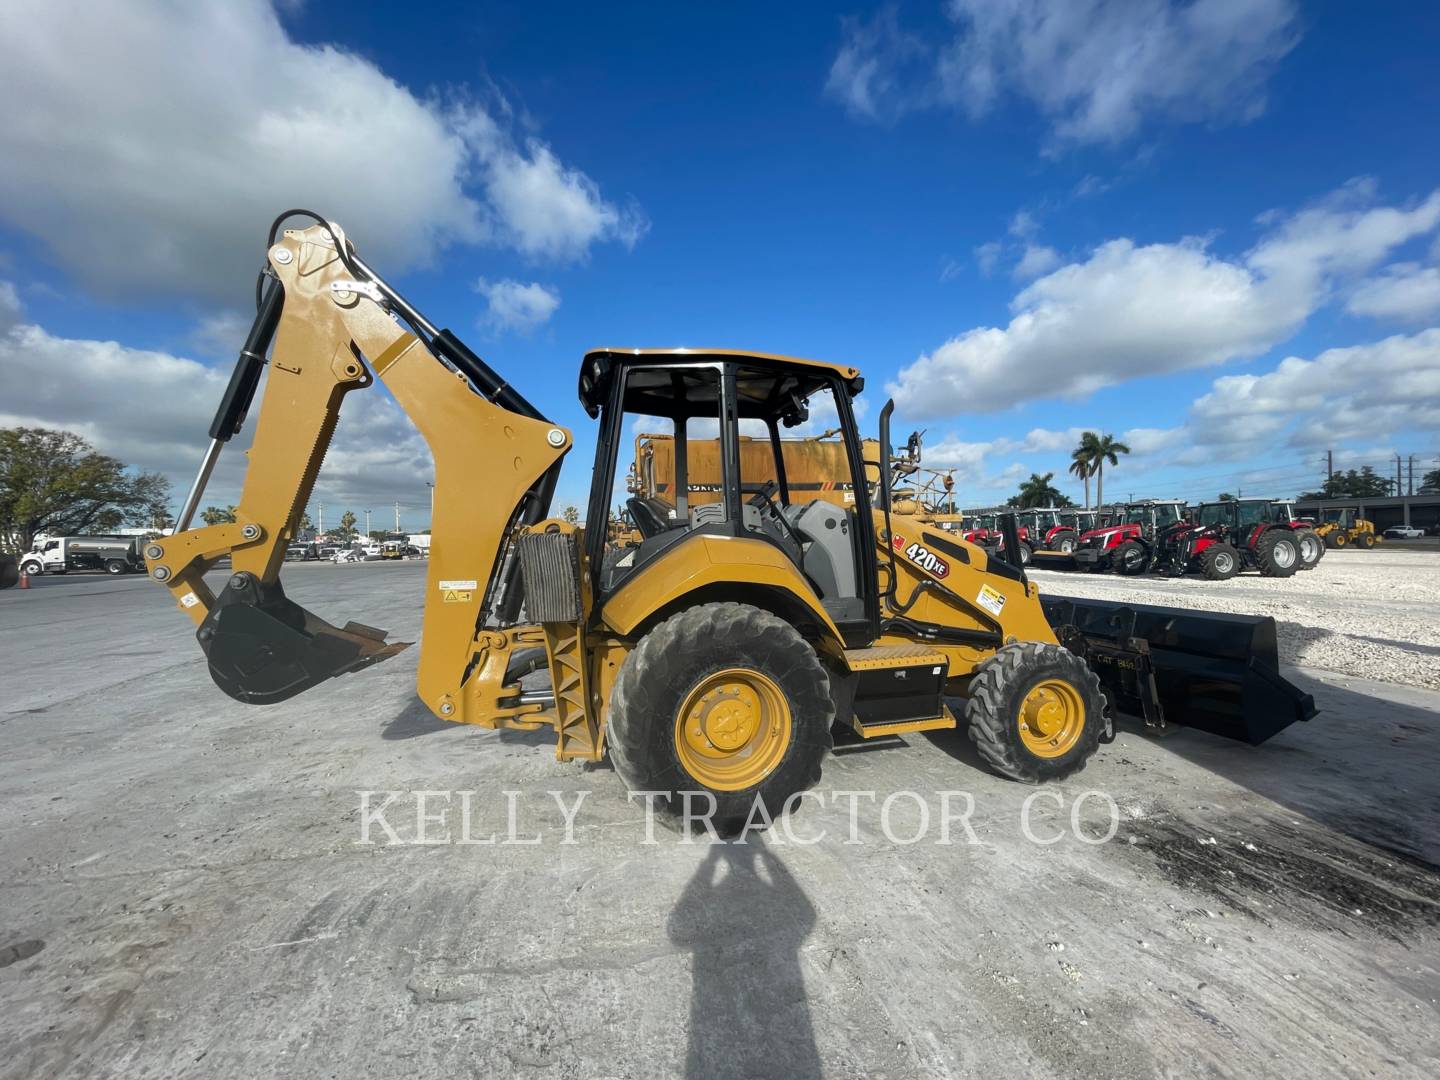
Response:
2,0,1438,524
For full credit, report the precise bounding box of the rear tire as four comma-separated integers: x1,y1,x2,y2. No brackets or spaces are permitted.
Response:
965,642,1107,783
105,559,126,575
1255,530,1299,577
1017,541,1033,566
1200,542,1240,580
608,602,833,827
1294,528,1322,570
1112,540,1149,575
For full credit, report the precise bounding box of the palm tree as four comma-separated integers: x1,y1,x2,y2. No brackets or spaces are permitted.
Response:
1070,432,1101,508
1015,471,1064,508
1089,434,1130,507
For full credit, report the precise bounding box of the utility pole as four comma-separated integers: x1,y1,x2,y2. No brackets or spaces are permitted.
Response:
1408,454,1415,496
427,481,435,528
364,509,371,537
394,501,401,535
1326,449,1333,482
318,502,324,535
1396,454,1403,497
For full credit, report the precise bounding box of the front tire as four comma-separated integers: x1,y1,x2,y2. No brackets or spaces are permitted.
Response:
1112,540,1149,575
1052,531,1078,554
1200,541,1240,580
1359,533,1376,549
608,602,833,826
21,561,43,577
965,642,1107,783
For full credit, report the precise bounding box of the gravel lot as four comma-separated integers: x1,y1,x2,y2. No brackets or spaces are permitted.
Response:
1032,547,1440,690
1,561,1438,1078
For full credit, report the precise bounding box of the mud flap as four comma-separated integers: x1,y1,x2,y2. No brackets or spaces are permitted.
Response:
198,573,410,704
1042,595,1316,745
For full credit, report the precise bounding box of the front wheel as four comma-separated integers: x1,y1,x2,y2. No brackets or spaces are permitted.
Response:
1200,541,1240,580
21,561,43,577
965,642,1107,782
1052,531,1078,554
1112,540,1150,575
607,602,833,827
1359,533,1377,549
1294,528,1322,570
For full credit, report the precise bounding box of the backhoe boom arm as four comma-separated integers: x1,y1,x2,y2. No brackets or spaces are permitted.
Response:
145,218,571,713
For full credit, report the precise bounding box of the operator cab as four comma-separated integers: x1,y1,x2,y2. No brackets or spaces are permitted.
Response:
581,349,878,637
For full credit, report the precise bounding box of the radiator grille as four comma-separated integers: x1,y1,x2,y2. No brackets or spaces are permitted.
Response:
516,531,583,623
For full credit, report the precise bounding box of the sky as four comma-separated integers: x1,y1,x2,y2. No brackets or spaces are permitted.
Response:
2,0,1439,528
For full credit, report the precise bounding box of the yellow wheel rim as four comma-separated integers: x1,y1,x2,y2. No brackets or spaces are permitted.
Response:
1018,678,1086,759
674,668,792,791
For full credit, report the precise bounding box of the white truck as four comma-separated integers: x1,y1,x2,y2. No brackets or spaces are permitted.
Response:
20,535,149,576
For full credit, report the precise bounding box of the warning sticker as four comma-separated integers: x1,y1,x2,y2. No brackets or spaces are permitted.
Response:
441,589,473,604
179,591,200,609
976,583,1007,617
439,579,478,591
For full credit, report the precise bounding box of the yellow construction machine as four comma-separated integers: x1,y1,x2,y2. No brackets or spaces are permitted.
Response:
143,212,1315,821
1314,507,1381,549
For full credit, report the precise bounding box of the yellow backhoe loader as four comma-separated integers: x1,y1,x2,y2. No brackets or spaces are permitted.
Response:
1314,507,1381,549
143,212,1315,822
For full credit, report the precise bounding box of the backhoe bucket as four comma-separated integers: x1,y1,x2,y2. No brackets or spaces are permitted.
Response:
198,573,410,705
1042,595,1315,744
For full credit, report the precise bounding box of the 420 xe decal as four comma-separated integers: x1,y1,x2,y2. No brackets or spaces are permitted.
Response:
891,534,950,579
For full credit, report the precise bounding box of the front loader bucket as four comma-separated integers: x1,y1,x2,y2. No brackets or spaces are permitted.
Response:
1041,595,1315,744
198,573,410,705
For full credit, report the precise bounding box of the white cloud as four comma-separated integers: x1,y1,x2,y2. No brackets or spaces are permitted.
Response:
1347,263,1440,323
1013,243,1061,280
824,8,930,122
890,183,1440,417
0,0,641,304
828,0,1300,146
0,284,436,516
476,278,562,334
973,242,1003,276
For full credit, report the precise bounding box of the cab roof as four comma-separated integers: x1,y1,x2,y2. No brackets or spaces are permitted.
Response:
578,347,863,418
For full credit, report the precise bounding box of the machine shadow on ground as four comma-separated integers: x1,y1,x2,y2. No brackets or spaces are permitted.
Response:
667,838,823,1080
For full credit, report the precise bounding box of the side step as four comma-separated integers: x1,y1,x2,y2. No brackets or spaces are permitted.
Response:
841,645,955,738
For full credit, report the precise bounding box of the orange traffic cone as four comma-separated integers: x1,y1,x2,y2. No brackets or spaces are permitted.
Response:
19,570,30,589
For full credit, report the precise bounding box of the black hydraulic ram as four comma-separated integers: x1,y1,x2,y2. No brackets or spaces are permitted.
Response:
1042,595,1316,744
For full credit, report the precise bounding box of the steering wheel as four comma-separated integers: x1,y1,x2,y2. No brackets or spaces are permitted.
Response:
746,480,806,550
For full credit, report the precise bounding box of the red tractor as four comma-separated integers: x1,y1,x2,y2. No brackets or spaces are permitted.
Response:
1071,500,1186,575
1153,498,1319,579
967,510,1035,565
1020,507,1097,554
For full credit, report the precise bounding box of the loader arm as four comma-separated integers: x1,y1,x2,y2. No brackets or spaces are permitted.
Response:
145,217,571,718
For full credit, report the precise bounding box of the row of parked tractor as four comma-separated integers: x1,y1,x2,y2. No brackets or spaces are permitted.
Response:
933,499,1382,580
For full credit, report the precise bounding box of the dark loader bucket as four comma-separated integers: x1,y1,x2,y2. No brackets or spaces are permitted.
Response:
1041,595,1316,744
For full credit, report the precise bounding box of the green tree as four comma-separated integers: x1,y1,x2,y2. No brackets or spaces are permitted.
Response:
1007,472,1069,509
201,505,237,526
339,510,357,538
1218,492,1237,502
0,427,171,553
1422,468,1440,492
1299,466,1394,501
562,505,580,525
1071,432,1130,508
1067,454,1092,509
